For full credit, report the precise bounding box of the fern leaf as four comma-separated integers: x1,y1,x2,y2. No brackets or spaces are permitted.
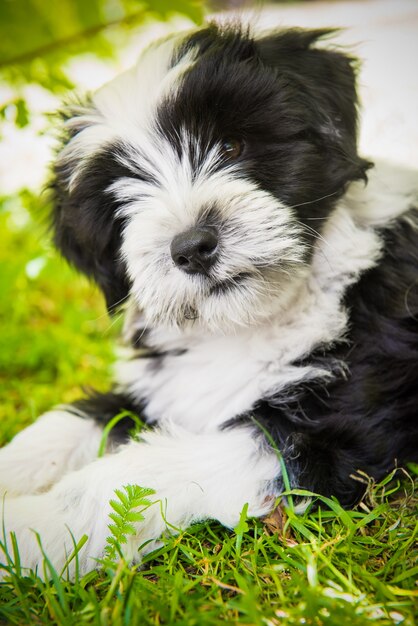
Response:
104,484,156,563
109,500,125,516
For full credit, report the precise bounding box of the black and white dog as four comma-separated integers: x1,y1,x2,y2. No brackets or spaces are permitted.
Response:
1,23,417,577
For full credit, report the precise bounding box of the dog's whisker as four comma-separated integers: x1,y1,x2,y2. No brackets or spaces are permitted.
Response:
299,223,339,269
287,189,341,212
102,310,125,335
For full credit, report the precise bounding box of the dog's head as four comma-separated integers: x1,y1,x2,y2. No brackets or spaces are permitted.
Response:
51,23,369,331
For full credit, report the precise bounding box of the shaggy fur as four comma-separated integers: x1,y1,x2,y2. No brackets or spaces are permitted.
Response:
1,23,417,578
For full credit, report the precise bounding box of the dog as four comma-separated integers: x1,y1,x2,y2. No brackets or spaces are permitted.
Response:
1,22,417,578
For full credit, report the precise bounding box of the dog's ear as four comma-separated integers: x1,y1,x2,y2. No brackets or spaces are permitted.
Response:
255,29,371,186
50,101,130,313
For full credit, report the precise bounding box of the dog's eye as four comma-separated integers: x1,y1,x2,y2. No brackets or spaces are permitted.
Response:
221,138,242,159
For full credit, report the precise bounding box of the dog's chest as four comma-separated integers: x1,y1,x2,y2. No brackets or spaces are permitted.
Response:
117,334,274,430
116,289,350,432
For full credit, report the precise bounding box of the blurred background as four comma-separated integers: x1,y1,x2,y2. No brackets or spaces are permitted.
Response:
0,0,417,441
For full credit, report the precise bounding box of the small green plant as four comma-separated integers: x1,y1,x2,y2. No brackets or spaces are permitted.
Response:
97,410,146,458
104,484,156,563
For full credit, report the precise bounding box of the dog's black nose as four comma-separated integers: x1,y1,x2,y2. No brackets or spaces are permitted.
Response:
171,227,218,275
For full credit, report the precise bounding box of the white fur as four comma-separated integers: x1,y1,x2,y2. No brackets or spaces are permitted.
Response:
0,425,279,578
59,35,194,191
0,411,102,498
344,160,418,226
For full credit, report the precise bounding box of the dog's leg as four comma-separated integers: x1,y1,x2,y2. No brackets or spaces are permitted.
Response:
0,410,103,497
0,390,143,497
0,425,280,578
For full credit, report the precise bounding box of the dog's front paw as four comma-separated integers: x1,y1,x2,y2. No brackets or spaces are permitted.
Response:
0,411,102,497
0,489,160,579
0,481,165,579
0,448,169,579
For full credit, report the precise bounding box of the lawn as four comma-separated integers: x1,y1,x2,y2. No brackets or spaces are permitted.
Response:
0,192,417,625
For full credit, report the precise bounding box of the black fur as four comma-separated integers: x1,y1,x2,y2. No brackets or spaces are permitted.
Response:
69,390,145,444
248,207,418,506
51,141,135,310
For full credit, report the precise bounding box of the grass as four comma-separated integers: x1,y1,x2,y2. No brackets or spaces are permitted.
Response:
0,194,417,625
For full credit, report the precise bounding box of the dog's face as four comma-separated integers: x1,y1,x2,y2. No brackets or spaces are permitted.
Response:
52,24,368,332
